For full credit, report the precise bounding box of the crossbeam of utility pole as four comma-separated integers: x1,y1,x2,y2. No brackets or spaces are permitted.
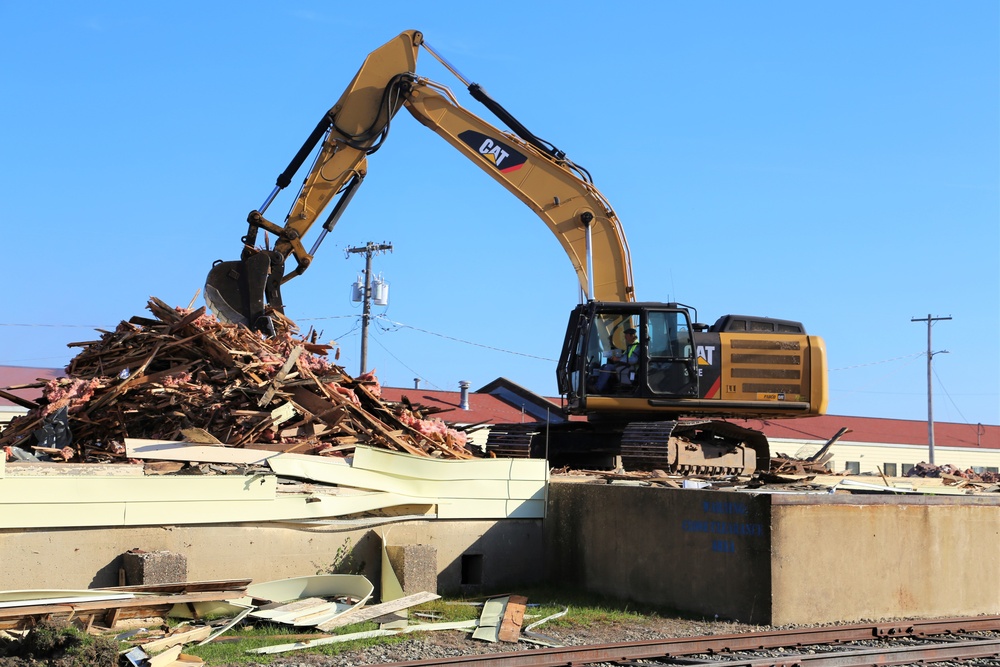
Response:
910,314,951,464
347,242,393,376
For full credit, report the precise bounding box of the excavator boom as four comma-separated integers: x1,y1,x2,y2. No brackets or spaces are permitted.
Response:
205,30,633,334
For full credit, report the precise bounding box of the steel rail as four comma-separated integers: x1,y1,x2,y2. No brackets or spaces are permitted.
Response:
371,615,1000,667
681,637,1000,666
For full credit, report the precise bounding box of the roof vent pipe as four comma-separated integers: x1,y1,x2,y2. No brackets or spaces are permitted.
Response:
459,381,470,410
414,378,421,389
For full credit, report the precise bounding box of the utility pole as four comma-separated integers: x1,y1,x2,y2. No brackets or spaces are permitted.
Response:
910,314,951,465
347,242,392,376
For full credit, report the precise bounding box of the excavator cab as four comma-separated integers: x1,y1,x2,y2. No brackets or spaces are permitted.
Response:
559,300,827,425
559,301,701,413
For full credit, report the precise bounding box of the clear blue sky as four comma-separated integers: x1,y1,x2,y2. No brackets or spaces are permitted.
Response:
2,2,997,428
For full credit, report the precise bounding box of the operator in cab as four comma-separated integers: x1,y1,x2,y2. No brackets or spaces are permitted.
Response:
594,327,640,393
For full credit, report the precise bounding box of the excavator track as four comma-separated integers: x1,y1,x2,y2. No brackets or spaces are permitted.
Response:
484,423,539,459
485,419,769,476
621,420,768,476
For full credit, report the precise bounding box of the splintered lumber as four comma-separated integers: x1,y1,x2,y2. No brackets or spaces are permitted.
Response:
807,427,852,462
147,645,182,667
0,298,471,462
140,625,213,653
770,427,851,476
0,589,247,631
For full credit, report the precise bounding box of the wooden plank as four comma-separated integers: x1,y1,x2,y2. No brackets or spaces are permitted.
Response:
83,343,162,416
103,606,122,629
0,388,40,410
252,597,333,622
259,346,303,407
147,645,182,667
179,428,223,445
105,579,251,594
141,625,212,653
0,590,244,622
243,441,318,454
316,591,441,631
498,595,527,642
289,386,349,427
171,655,205,666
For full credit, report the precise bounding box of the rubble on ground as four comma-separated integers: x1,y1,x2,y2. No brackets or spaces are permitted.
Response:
904,461,1000,484
0,298,471,464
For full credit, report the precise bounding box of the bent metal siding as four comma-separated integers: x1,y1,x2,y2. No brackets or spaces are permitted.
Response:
544,482,1000,626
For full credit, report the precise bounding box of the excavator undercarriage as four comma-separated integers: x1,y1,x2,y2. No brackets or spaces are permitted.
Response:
485,419,770,476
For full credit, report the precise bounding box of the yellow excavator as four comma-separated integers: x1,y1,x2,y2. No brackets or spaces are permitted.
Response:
205,30,828,475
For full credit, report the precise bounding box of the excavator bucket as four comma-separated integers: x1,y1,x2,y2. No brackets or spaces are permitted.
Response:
204,250,285,336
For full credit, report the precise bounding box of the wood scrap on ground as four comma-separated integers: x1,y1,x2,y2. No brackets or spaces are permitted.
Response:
770,426,850,476
316,591,441,632
0,297,472,464
905,461,1000,484
0,585,248,632
497,594,527,642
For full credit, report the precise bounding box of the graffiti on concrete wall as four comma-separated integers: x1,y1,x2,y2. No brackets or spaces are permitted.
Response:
680,499,765,554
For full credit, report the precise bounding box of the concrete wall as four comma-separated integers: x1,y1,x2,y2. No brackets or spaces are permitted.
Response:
546,482,1000,626
0,518,544,597
769,495,1000,625
6,480,998,627
545,483,774,624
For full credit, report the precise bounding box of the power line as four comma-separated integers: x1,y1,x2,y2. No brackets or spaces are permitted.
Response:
295,315,359,322
375,315,556,361
932,364,970,425
829,352,924,371
366,328,441,391
0,323,114,329
831,352,923,397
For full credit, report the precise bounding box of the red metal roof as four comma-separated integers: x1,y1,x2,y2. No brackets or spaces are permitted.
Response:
736,414,998,450
378,386,537,425
0,366,63,407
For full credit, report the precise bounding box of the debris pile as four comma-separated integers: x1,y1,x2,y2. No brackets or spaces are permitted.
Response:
0,298,471,463
905,461,1000,484
0,578,559,661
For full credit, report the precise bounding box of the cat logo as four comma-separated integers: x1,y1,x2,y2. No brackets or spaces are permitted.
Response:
458,130,527,173
696,345,716,365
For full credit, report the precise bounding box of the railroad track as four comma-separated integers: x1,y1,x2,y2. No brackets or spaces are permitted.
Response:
372,616,1000,667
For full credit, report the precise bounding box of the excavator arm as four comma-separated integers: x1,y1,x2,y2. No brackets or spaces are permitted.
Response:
205,30,634,333
403,77,634,304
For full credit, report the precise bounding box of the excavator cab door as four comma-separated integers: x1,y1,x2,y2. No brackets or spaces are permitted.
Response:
556,306,591,409
645,309,699,397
